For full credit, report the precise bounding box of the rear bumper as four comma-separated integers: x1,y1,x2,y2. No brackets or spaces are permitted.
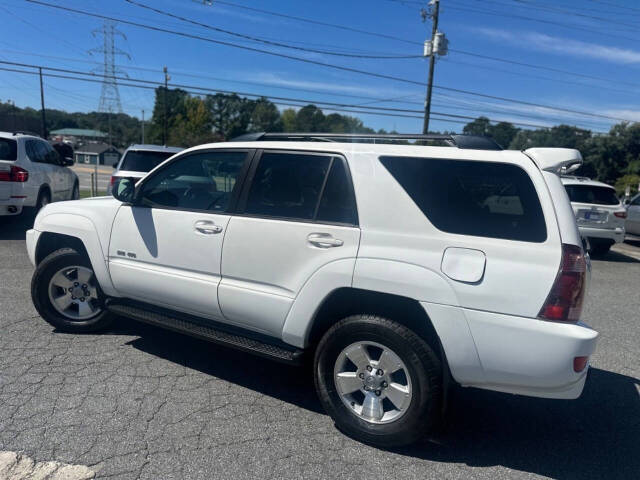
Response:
422,302,598,400
0,197,25,216
578,225,625,243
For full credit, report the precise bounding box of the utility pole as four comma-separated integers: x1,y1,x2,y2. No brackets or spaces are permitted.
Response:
141,109,145,143
422,0,447,134
163,66,170,145
39,67,47,138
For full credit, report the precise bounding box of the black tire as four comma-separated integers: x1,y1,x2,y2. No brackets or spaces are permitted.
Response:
31,248,114,333
588,238,613,257
314,314,442,447
71,181,79,200
35,188,51,212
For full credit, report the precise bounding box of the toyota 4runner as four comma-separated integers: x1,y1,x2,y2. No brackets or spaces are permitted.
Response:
27,133,598,447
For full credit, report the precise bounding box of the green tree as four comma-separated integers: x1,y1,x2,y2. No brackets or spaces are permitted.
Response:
169,96,220,147
281,108,297,132
248,97,282,132
206,93,255,140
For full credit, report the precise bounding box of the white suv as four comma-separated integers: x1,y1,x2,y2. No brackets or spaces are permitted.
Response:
107,144,183,195
26,133,597,447
0,131,78,216
561,176,626,255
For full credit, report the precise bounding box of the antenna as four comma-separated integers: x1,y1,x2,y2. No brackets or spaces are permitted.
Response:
90,20,131,114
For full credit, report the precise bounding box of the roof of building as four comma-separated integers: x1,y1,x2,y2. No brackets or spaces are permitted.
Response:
50,128,107,138
125,144,184,153
75,142,119,155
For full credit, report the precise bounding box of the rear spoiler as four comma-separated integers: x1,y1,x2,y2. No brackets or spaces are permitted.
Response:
523,148,583,175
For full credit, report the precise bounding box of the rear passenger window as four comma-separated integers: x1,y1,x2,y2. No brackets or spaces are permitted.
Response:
245,152,331,221
380,156,547,242
316,159,358,225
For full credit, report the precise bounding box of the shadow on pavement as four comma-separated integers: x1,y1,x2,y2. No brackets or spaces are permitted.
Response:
110,318,639,479
0,210,36,241
593,249,640,263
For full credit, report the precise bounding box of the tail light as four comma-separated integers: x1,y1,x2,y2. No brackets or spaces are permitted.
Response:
110,176,116,187
0,166,29,182
614,211,627,219
538,244,586,323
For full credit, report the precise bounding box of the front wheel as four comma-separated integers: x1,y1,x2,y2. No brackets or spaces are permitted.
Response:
31,248,114,332
314,314,442,447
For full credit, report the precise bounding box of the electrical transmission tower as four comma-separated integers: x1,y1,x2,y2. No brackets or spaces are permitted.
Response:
90,20,130,114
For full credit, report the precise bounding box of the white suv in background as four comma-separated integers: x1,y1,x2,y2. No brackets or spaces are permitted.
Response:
27,133,597,447
107,144,183,194
0,131,78,216
625,193,640,236
561,176,626,255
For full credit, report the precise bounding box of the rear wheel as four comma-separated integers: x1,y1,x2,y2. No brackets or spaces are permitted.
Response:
31,248,114,332
35,189,50,211
314,314,442,447
588,238,613,256
71,182,79,200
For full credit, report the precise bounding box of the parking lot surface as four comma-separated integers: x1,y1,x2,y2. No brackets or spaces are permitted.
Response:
1,212,638,480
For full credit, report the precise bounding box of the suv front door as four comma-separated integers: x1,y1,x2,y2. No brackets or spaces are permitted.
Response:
219,150,360,336
108,149,251,319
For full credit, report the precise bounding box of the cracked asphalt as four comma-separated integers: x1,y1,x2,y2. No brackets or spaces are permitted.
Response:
1,212,638,480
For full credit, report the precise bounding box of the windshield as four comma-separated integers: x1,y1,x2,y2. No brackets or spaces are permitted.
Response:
0,139,17,161
564,184,619,205
119,150,176,172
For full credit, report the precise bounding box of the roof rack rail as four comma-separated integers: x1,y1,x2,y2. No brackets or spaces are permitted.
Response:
11,130,41,137
230,132,502,150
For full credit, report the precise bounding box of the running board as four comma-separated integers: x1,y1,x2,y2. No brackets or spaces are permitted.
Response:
107,302,304,365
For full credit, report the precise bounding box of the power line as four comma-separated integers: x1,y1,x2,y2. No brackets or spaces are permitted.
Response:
0,64,469,126
443,2,640,43
0,60,591,130
126,0,421,59
198,0,421,46
23,0,637,124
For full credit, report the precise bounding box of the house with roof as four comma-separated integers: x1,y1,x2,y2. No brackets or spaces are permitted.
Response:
74,143,121,166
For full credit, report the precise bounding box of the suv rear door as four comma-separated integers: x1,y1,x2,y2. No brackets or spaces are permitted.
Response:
219,150,360,336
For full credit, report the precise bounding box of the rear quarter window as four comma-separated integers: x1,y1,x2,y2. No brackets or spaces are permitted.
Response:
120,150,176,172
380,156,547,242
0,138,17,161
564,184,619,206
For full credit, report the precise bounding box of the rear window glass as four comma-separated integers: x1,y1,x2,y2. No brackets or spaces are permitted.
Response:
380,156,547,242
120,150,176,172
0,139,17,161
564,185,619,205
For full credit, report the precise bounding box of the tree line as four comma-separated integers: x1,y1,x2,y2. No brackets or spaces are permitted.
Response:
1,89,639,193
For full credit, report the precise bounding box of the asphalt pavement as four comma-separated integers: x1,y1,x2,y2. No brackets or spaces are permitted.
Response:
0,211,638,479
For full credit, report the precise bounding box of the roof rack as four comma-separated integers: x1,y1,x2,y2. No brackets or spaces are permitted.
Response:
11,130,41,137
230,132,502,150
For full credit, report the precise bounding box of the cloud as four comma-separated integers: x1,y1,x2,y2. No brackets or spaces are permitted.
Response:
252,72,420,98
474,28,640,64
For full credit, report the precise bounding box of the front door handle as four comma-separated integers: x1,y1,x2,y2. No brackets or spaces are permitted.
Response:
307,233,344,248
194,220,223,235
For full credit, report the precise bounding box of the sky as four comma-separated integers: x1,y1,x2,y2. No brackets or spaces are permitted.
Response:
1,0,640,134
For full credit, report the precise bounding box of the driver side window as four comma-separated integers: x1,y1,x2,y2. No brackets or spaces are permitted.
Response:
138,151,247,212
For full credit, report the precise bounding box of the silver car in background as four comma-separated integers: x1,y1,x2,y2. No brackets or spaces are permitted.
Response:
107,144,183,195
561,175,626,255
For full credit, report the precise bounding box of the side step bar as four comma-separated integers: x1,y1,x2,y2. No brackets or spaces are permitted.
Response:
107,302,305,365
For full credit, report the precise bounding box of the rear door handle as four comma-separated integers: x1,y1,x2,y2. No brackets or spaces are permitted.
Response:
194,220,223,235
307,233,344,248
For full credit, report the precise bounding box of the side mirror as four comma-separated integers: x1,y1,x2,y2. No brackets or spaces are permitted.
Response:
112,161,119,168
112,177,136,203
62,157,74,166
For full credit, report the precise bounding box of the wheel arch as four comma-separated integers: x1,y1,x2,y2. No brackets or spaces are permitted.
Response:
33,213,117,296
35,232,88,265
306,287,443,358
